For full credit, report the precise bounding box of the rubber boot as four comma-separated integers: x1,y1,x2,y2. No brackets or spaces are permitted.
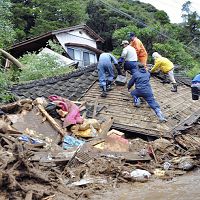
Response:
171,83,177,92
133,96,141,107
100,86,107,98
155,108,167,122
106,80,113,91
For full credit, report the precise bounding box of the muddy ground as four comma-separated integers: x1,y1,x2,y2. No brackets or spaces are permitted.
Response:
90,169,200,200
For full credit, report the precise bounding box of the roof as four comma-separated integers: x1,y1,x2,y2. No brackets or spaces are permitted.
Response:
82,77,200,138
10,65,98,101
10,67,200,138
9,24,104,57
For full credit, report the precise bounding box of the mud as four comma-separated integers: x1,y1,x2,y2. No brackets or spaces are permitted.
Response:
90,169,200,200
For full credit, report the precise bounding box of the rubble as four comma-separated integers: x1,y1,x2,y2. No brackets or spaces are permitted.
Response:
0,97,199,199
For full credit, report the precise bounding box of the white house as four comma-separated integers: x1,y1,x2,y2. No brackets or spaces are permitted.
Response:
10,24,104,68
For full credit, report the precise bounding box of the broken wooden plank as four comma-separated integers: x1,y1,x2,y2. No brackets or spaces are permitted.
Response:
100,117,114,136
25,190,33,200
37,104,66,137
92,96,99,119
98,151,151,162
170,108,200,134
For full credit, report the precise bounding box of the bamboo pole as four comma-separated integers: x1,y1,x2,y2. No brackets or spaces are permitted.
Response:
0,48,24,69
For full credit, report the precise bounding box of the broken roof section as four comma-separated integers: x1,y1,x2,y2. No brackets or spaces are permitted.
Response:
39,47,76,67
10,66,200,138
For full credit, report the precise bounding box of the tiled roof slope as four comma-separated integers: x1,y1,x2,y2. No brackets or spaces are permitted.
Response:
10,65,98,100
82,76,200,138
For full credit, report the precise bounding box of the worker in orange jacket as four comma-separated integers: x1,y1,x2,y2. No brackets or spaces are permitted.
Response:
129,32,148,68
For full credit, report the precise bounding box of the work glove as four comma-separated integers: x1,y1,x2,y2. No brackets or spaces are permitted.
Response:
118,57,124,64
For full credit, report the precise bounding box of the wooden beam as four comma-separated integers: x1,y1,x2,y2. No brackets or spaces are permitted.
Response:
37,104,66,137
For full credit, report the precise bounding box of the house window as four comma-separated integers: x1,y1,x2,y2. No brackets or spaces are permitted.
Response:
67,48,74,60
74,49,81,62
83,52,90,66
89,53,95,64
66,46,97,67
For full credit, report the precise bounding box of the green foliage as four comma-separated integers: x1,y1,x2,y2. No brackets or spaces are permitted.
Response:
154,10,170,25
0,0,15,48
153,41,200,76
0,69,14,103
47,40,64,55
11,0,87,40
112,25,157,58
187,66,200,78
18,52,75,82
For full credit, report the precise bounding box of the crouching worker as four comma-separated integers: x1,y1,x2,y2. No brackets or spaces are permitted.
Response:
127,63,167,122
151,52,177,92
97,52,118,97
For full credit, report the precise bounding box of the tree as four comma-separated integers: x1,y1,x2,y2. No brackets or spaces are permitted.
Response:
0,0,16,48
180,1,200,59
154,10,170,25
11,0,87,41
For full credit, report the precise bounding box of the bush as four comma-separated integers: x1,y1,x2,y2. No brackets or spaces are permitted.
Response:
18,51,75,82
187,66,200,78
0,69,14,103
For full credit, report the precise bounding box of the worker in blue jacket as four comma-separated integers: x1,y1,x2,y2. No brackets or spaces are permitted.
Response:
191,74,200,100
126,63,167,122
97,52,118,97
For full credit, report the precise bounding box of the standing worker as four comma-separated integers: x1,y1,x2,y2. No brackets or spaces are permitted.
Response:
97,52,118,97
151,52,177,92
119,40,138,74
129,32,148,67
126,63,166,122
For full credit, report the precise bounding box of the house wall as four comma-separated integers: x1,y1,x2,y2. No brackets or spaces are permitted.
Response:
56,29,97,49
55,29,98,67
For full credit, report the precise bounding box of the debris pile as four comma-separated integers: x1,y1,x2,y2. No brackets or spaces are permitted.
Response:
0,97,199,199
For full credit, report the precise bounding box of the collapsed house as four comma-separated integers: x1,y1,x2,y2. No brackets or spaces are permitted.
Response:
9,24,104,68
0,65,199,199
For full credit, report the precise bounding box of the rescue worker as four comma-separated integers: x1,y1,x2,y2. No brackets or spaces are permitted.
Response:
129,32,148,68
191,74,200,100
97,52,118,97
151,52,177,92
126,63,166,122
119,40,138,74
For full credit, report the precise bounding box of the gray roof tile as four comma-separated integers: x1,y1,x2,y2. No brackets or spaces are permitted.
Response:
11,65,98,100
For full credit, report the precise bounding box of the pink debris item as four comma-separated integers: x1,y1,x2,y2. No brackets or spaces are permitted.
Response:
48,95,83,127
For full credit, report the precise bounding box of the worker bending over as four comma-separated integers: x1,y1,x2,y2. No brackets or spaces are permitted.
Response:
151,52,177,92
129,32,148,68
126,63,167,122
97,52,118,97
119,40,138,73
